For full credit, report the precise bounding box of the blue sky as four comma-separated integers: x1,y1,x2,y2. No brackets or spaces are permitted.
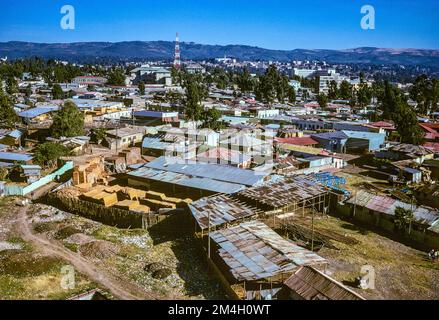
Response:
0,0,437,49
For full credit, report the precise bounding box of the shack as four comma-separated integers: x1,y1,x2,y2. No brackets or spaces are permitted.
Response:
208,221,326,300
236,176,330,219
282,266,365,300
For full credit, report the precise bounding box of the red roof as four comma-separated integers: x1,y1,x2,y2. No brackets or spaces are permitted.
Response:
422,122,439,129
368,121,396,130
419,124,439,140
197,147,245,161
424,142,439,153
275,137,319,146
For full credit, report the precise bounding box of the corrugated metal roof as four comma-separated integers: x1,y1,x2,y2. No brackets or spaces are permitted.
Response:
0,152,33,162
284,266,365,300
342,130,385,141
275,137,318,146
196,147,251,165
145,156,267,187
128,166,245,194
238,176,328,209
8,130,23,139
312,131,348,140
142,137,171,150
210,221,326,282
347,190,439,226
134,111,178,118
189,194,257,230
18,106,58,119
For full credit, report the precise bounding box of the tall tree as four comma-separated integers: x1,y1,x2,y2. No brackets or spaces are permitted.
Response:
288,86,296,103
339,80,353,100
237,68,254,93
381,82,424,145
6,77,18,95
317,93,328,109
107,68,126,86
25,84,32,98
184,76,204,122
327,80,339,100
356,82,372,108
52,84,64,99
0,92,18,129
410,75,439,115
276,75,291,104
202,108,223,130
138,81,145,95
51,101,84,138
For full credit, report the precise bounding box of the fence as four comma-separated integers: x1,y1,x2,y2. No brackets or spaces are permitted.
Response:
46,193,168,229
3,161,74,197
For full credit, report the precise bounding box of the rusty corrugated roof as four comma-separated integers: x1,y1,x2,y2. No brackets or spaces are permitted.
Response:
237,176,328,209
189,194,257,230
210,221,326,282
284,266,365,300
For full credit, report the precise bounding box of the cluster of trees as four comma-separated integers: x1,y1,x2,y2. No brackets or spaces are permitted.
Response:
255,66,295,104
410,75,439,115
182,73,223,130
325,79,373,108
107,67,126,86
379,81,425,145
0,58,102,86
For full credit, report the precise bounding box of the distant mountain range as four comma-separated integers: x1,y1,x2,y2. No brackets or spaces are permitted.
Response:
1,41,438,67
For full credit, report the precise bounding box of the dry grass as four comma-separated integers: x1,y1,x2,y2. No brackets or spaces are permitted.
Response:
312,215,439,300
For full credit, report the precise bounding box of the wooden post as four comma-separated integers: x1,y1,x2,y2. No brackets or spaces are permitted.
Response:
208,208,211,259
311,208,315,252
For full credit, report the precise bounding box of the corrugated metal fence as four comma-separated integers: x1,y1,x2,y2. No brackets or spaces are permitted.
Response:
3,161,73,197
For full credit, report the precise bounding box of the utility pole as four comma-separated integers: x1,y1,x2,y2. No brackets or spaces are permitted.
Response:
115,123,119,154
311,208,315,252
353,188,358,218
208,209,211,259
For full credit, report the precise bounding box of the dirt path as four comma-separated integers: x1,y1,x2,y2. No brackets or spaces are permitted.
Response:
14,206,161,300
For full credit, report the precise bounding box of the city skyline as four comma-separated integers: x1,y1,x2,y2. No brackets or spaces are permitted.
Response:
0,0,438,50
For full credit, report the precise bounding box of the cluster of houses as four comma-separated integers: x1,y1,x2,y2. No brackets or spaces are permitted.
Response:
1,60,439,300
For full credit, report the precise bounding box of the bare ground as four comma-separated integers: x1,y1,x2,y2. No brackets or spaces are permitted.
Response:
13,206,162,300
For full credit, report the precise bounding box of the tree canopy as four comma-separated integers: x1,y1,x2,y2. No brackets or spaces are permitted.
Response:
51,101,84,138
33,142,70,168
0,91,19,129
380,81,424,145
52,84,64,99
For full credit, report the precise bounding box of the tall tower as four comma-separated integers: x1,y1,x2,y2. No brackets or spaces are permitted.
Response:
174,32,181,70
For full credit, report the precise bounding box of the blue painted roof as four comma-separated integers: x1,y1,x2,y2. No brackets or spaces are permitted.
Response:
142,137,170,150
134,111,178,118
403,167,421,174
342,130,385,141
312,131,348,140
8,130,23,139
0,152,33,162
19,107,58,119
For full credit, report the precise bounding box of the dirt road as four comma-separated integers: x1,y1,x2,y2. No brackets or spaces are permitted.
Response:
14,206,161,300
